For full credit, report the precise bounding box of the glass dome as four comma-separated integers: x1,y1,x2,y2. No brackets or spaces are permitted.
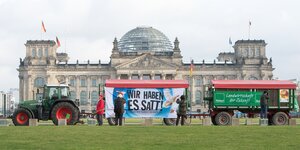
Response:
118,26,173,52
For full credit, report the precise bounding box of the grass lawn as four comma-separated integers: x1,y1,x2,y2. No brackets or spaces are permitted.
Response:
1,124,300,150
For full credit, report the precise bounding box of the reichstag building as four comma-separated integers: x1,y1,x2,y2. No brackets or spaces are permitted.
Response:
18,26,274,112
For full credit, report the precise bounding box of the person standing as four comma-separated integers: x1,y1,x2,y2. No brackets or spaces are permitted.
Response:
260,91,269,119
114,92,126,126
176,95,187,126
96,95,105,126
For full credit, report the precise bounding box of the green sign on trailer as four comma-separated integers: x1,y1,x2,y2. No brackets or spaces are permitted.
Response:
214,91,262,106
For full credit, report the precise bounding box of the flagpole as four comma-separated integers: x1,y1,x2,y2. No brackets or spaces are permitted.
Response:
41,20,42,40
189,59,194,113
65,37,67,53
248,21,251,40
229,37,232,50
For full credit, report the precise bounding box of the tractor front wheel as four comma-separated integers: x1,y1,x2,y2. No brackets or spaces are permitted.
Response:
12,108,32,126
51,102,79,125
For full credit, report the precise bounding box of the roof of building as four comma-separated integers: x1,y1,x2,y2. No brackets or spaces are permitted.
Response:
105,79,189,88
235,40,266,44
211,80,296,89
26,40,56,45
118,26,173,52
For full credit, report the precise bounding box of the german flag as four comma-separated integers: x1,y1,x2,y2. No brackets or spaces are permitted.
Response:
56,36,61,47
41,21,46,32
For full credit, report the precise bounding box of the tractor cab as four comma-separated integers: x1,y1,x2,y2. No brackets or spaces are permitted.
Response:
43,84,70,101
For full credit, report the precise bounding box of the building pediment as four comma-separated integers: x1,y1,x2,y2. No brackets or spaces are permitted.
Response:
115,53,178,70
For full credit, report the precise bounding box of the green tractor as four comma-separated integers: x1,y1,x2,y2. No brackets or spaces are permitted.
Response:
12,84,80,126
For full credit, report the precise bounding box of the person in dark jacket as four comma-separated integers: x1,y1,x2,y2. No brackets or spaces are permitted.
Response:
260,91,269,119
176,95,187,126
114,92,126,126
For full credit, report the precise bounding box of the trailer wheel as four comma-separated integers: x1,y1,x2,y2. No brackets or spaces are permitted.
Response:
272,112,288,125
107,118,116,126
51,102,79,125
215,112,232,125
163,118,176,126
12,108,32,126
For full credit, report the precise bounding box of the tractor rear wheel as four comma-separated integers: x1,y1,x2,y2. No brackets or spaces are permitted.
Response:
272,112,288,125
215,112,232,125
51,102,79,125
12,108,32,126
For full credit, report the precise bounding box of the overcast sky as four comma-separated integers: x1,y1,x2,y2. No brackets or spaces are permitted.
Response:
0,0,299,91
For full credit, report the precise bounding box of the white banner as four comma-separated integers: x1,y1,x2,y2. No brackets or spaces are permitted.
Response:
105,87,185,118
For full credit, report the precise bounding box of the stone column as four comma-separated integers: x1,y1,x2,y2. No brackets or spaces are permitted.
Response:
87,76,91,112
19,75,25,101
151,73,155,80
76,75,80,100
162,73,166,80
65,75,69,85
27,75,32,100
190,76,195,105
139,74,143,80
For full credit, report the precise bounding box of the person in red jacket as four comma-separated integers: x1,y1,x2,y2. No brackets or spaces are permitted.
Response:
96,95,105,126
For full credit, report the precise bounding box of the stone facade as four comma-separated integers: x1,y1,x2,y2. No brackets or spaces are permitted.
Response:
18,28,274,113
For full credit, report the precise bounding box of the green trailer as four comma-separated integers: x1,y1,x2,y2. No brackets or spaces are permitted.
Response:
204,80,297,125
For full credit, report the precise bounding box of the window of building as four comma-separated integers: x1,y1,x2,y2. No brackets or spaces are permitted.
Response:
242,48,248,57
38,48,43,57
154,74,161,80
80,91,88,105
45,48,49,57
91,91,98,106
70,91,76,100
91,79,97,87
69,79,76,87
101,76,110,84
195,90,202,105
32,48,36,57
249,48,254,57
131,74,139,80
80,79,86,87
120,74,128,79
255,48,260,57
34,77,45,87
195,78,202,86
166,74,173,80
143,74,151,80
